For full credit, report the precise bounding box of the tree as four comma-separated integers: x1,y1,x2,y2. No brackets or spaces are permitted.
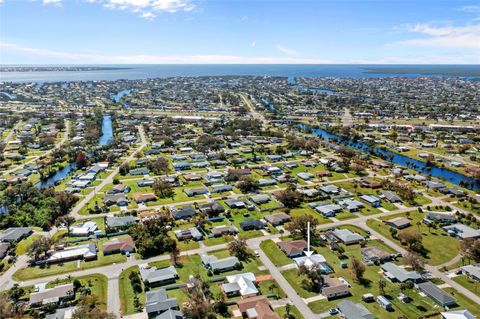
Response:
228,238,249,261
72,295,116,319
148,157,169,175
275,189,302,208
459,238,480,263
350,257,366,281
170,242,180,266
285,215,318,241
75,151,88,169
236,175,259,193
378,278,387,295
152,178,175,198
398,231,424,252
183,276,212,319
55,215,76,233
404,251,425,272
28,236,53,261
284,303,292,319
298,263,324,292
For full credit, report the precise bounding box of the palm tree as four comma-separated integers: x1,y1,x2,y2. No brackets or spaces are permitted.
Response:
378,278,387,295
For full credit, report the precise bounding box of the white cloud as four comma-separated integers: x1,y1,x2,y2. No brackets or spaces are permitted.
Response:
457,5,480,13
391,23,480,49
141,11,156,20
0,42,331,64
251,41,256,47
276,44,299,55
103,0,194,17
43,0,62,5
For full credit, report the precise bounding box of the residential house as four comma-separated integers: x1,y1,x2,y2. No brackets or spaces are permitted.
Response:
102,236,135,255
240,219,265,231
184,187,209,197
133,193,157,203
360,194,381,207
277,240,307,257
264,213,291,226
225,199,248,209
130,167,150,176
140,265,179,287
211,184,233,193
443,224,480,239
146,289,179,319
47,243,97,264
211,225,238,237
315,203,343,217
460,264,480,281
0,243,9,260
384,217,411,229
29,283,74,307
417,282,456,307
251,194,271,205
70,221,98,237
424,212,457,224
104,193,129,207
0,227,32,242
381,262,422,283
332,229,365,245
174,228,203,241
361,246,392,264
337,300,375,319
236,296,279,319
106,216,138,231
322,276,350,300
293,254,333,273
441,310,476,319
202,255,239,273
198,201,225,216
381,190,402,203
172,206,197,220
222,272,258,297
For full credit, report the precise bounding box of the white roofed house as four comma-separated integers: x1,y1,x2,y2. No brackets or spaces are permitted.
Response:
69,221,99,237
221,272,258,297
140,264,179,287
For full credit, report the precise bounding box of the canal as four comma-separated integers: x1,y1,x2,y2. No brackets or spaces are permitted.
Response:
303,124,480,190
36,115,113,187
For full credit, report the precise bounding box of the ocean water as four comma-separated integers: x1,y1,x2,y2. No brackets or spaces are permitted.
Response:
1,64,479,83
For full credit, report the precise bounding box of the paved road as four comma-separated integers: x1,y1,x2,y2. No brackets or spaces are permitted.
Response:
2,120,23,144
249,237,317,319
69,125,147,219
108,276,120,316
2,119,70,176
341,108,353,127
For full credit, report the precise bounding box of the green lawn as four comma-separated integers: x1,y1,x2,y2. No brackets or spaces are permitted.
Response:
366,211,459,265
47,274,108,309
452,275,480,297
289,206,331,225
302,243,443,318
15,234,43,255
274,305,304,319
260,239,293,267
119,266,145,315
13,250,126,281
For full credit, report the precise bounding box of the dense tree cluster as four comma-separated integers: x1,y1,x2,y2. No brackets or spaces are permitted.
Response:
129,218,176,258
0,182,78,229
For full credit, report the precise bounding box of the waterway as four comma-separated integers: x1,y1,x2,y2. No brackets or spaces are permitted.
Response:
112,89,131,106
302,124,480,190
36,115,113,187
99,115,113,146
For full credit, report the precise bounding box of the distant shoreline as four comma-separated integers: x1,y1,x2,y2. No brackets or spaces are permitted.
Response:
363,66,480,77
0,66,132,72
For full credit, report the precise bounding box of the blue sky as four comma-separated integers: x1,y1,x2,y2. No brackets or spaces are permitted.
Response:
0,0,479,64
